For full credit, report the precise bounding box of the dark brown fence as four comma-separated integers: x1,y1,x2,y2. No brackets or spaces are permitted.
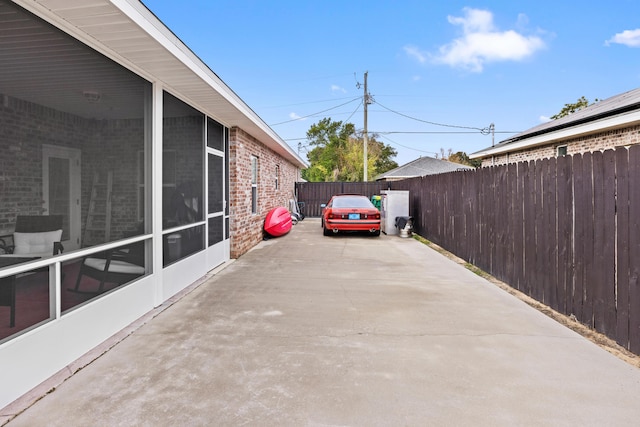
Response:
295,181,403,217
296,145,640,355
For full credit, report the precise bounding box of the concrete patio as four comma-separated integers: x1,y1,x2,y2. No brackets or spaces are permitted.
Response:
4,218,640,426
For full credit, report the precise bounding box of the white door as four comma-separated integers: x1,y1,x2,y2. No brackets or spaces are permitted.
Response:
42,145,81,251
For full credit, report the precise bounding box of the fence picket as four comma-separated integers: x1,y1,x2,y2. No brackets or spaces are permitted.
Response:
616,148,630,348
628,145,640,354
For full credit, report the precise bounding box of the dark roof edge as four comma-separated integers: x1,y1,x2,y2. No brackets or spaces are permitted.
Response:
505,101,640,145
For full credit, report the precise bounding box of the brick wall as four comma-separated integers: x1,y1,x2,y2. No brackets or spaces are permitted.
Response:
0,94,89,234
85,118,145,241
481,124,640,167
229,127,299,258
0,94,143,240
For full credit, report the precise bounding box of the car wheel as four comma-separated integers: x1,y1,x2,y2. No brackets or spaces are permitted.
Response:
323,224,331,236
372,230,380,236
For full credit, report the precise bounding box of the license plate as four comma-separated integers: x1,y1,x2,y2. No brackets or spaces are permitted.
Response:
348,213,360,220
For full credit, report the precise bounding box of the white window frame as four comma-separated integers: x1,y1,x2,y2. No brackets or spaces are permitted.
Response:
251,156,258,214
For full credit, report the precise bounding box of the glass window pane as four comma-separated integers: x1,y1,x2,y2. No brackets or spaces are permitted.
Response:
251,156,258,184
162,92,204,230
62,240,148,312
207,117,224,151
208,216,223,246
251,156,258,214
208,153,223,214
252,187,258,214
163,225,205,267
0,265,52,343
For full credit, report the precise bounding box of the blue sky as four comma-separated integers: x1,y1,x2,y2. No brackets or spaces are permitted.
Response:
143,0,640,166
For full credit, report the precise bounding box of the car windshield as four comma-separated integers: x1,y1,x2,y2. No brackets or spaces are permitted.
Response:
332,196,373,208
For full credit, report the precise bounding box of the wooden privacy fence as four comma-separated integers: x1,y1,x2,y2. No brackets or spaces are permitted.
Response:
295,145,640,355
394,146,640,355
295,181,402,217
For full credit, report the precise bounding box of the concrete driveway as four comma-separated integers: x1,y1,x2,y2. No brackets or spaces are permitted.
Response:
5,218,640,426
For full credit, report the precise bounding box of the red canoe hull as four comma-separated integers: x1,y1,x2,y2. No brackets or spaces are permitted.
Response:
264,207,292,237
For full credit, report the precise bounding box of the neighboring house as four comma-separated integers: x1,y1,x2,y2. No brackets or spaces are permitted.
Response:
375,156,473,181
0,0,305,409
470,87,640,167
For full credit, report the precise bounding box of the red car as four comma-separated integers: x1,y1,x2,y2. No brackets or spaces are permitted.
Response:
321,194,381,236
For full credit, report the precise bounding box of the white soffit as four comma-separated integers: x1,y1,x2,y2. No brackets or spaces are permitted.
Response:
15,0,305,167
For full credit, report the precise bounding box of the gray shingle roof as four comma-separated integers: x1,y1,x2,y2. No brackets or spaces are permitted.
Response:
375,156,473,180
474,87,640,155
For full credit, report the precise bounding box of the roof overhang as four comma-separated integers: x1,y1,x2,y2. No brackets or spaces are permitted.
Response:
470,109,640,159
13,0,307,168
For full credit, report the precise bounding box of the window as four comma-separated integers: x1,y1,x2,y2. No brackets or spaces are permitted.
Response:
0,0,152,325
251,156,258,214
206,117,224,151
275,165,280,190
162,91,205,266
557,145,568,157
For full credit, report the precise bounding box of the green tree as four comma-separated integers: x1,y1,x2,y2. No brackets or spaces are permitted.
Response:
302,118,398,181
436,148,480,168
550,96,599,120
448,151,481,168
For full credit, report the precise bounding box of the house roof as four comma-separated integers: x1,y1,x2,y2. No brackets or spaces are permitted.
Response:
375,156,473,180
10,0,307,168
470,87,640,159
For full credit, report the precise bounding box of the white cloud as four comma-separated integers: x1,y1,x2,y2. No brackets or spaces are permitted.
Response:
331,85,346,93
448,8,494,33
403,45,428,63
539,115,551,123
289,112,304,121
428,7,546,72
606,29,640,47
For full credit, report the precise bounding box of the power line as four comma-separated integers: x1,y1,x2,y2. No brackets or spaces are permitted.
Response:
379,134,439,156
261,96,359,109
343,99,363,124
270,97,361,126
374,100,488,132
372,130,520,135
275,73,522,154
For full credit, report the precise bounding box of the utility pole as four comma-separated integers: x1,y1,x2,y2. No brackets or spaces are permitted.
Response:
363,71,369,182
490,123,495,146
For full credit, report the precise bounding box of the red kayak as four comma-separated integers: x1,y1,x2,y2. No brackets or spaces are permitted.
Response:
264,206,292,237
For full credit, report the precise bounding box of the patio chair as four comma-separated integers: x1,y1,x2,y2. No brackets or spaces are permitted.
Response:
0,215,63,327
0,215,64,257
69,241,145,295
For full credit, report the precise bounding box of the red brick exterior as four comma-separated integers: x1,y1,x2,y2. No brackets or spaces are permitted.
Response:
228,127,300,258
0,94,142,239
1,95,302,259
481,124,640,167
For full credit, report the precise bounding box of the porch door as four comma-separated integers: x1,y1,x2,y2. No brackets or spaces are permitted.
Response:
42,145,81,251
